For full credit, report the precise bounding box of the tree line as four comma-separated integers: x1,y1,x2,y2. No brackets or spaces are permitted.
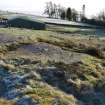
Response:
44,1,105,27
44,1,78,21
81,10,105,27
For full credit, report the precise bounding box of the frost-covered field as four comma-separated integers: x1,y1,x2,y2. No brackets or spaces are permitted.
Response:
0,11,99,28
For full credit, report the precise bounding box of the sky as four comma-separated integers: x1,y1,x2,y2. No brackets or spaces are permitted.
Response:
0,0,105,17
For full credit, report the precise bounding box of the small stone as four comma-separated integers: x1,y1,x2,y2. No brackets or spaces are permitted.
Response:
21,71,41,81
0,60,15,70
0,60,5,65
44,48,48,51
25,85,33,91
4,64,15,70
96,64,103,70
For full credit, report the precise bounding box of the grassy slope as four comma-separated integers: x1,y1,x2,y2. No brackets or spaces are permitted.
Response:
0,27,105,105
0,27,80,105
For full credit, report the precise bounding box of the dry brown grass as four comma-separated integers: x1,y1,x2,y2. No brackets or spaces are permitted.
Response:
0,99,15,105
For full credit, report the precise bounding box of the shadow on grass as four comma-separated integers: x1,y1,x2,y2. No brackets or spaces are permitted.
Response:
37,62,105,105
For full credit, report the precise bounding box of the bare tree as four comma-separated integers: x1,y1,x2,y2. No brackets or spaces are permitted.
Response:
44,2,65,19
72,9,78,21
53,3,57,18
44,1,55,18
97,11,105,21
57,5,66,19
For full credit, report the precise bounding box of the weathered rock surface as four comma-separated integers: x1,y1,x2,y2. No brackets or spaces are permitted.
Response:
5,42,87,65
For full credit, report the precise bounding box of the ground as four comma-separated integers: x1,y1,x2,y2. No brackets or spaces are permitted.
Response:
0,26,105,105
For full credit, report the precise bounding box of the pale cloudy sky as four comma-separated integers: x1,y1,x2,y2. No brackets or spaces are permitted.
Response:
0,0,105,17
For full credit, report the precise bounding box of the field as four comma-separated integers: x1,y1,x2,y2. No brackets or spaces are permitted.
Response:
0,24,105,105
